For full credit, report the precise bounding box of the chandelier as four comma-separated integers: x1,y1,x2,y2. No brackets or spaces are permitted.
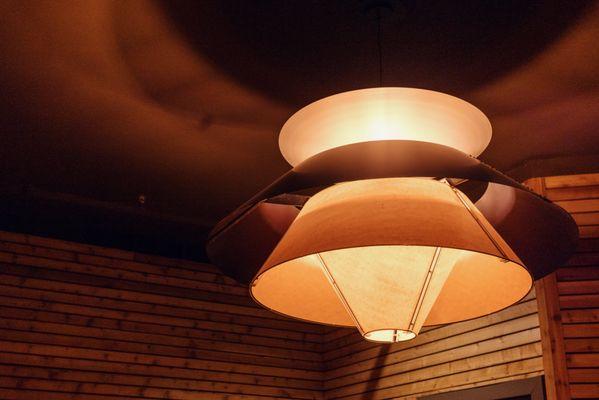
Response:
207,88,578,343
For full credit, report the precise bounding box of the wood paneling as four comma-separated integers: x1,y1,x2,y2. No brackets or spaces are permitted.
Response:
0,231,324,400
322,290,542,399
1,172,598,399
532,173,599,400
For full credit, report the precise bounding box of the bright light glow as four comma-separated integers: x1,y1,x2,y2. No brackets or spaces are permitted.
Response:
250,178,532,343
279,88,492,166
365,330,416,343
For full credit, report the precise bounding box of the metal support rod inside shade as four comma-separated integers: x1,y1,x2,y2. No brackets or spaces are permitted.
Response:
450,185,509,260
409,246,442,332
316,252,365,334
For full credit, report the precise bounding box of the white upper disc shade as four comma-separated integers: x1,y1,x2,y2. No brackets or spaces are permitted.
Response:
278,87,492,166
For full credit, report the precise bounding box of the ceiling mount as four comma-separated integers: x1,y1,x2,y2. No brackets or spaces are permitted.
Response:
361,0,408,21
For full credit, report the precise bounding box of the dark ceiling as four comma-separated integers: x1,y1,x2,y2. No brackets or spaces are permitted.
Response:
164,0,589,104
0,0,597,261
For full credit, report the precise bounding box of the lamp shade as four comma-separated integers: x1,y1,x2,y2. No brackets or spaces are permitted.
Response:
250,178,532,343
278,88,492,166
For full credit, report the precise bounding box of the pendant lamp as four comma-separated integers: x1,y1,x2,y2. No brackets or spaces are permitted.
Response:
206,88,578,343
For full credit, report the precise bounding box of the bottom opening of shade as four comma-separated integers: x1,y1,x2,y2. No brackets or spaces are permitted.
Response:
365,329,416,343
251,245,532,343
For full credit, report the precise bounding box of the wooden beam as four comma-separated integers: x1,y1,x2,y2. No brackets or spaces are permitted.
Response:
536,274,571,400
527,177,571,400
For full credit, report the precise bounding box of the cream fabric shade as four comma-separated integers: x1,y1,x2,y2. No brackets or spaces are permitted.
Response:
278,88,492,166
250,178,532,343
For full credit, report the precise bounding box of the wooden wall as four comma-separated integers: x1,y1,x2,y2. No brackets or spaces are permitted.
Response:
0,231,324,400
533,174,599,399
322,291,542,399
0,172,597,399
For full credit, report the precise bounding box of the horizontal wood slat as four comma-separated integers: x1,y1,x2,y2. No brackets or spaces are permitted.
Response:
565,338,599,353
559,281,599,295
568,354,599,368
569,369,599,383
562,309,599,324
580,226,599,239
563,324,599,338
570,384,599,399
545,174,599,189
560,294,599,310
545,186,599,202
557,199,599,214
559,266,599,281
573,212,599,226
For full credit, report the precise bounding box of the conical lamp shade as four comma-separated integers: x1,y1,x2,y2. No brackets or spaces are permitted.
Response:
250,178,532,343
